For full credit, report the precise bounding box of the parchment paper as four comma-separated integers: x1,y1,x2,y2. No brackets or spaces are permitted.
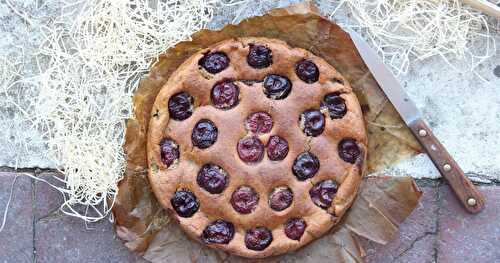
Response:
113,2,423,262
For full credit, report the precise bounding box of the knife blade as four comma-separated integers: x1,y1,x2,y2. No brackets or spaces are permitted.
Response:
349,31,485,214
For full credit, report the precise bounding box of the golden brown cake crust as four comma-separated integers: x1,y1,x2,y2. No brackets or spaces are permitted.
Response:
146,37,367,258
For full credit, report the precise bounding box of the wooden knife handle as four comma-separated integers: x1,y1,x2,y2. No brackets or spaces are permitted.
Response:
409,119,485,213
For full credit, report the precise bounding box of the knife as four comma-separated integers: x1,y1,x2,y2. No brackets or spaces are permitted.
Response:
349,31,485,214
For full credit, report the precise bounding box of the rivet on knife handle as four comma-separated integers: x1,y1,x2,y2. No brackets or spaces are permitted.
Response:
409,119,485,213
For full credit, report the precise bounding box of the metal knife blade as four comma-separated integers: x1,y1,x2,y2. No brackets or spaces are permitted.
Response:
349,31,485,214
349,31,420,125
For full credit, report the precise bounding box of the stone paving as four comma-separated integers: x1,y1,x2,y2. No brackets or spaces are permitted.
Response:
0,169,499,263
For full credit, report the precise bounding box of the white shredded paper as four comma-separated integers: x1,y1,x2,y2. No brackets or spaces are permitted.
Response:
0,0,498,222
1,0,221,221
326,0,497,75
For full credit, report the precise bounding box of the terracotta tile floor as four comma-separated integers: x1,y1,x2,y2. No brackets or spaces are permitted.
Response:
1,170,498,263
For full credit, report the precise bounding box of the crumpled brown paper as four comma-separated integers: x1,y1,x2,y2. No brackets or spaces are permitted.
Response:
113,2,422,262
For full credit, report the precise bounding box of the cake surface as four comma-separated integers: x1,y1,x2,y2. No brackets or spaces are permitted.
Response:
146,37,367,258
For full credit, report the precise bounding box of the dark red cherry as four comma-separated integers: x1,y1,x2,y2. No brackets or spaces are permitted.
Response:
245,227,273,251
170,189,199,217
263,74,292,100
168,92,193,121
197,164,228,194
199,52,230,74
211,81,239,109
321,92,347,119
284,218,307,240
237,137,264,163
231,186,259,214
201,220,235,244
292,152,320,181
245,112,273,134
269,187,293,211
309,180,338,209
240,79,261,86
338,138,361,164
300,109,325,137
159,139,179,167
295,59,319,83
266,135,289,161
191,119,218,149
247,44,272,68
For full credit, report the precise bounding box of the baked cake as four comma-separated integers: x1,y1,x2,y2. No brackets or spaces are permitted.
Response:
146,37,367,258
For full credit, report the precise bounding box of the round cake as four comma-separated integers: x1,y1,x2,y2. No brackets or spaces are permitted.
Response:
146,37,367,258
